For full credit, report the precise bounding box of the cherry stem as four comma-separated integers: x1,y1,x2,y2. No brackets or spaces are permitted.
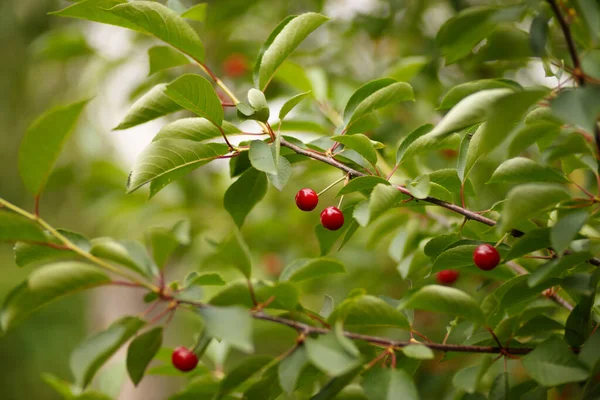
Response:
317,175,347,197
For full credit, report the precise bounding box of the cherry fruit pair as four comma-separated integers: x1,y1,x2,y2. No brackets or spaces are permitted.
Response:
436,244,500,285
295,188,344,231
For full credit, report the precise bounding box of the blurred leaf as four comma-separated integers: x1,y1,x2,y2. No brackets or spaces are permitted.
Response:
219,229,252,279
489,372,510,400
332,134,378,165
217,356,273,398
401,344,434,360
530,13,549,57
279,258,345,282
128,140,229,197
31,29,94,61
579,330,600,370
439,79,522,110
154,118,240,142
181,3,207,22
338,176,390,196
279,91,311,120
363,368,419,400
90,238,156,278
402,285,485,323
453,356,493,393
343,78,414,130
71,316,145,388
15,229,89,267
164,74,223,125
273,61,313,93
115,84,181,130
148,220,190,267
127,327,163,386
199,306,254,353
254,13,328,90
19,100,87,195
488,157,568,184
278,346,308,394
499,184,570,232
224,168,268,228
249,140,277,174
328,294,410,329
396,124,433,165
385,56,428,82
305,332,361,376
551,210,588,254
41,373,75,399
311,367,363,400
1,262,110,331
147,46,190,75
0,210,46,242
551,86,600,134
186,273,226,287
354,184,404,227
209,281,299,311
522,336,589,386
508,122,561,158
504,228,551,261
107,1,205,62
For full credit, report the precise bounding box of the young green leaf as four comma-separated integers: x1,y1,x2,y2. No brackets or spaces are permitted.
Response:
255,13,329,90
71,316,145,388
439,79,522,109
266,156,292,191
453,357,493,394
395,124,433,165
279,91,311,121
488,157,569,184
406,175,431,199
278,346,309,394
310,367,362,400
180,3,207,22
115,84,182,130
147,46,190,75
147,220,190,268
164,74,224,126
51,0,140,31
90,238,156,278
1,262,110,331
332,134,378,165
551,86,600,135
337,176,390,196
127,327,163,386
0,210,46,242
521,336,590,386
551,210,588,255
153,118,240,142
353,184,405,227
198,306,254,353
504,228,551,261
220,228,252,279
18,100,87,195
107,1,205,62
217,356,273,398
305,332,361,376
249,140,277,174
127,140,229,196
279,258,345,282
402,285,485,323
363,368,419,400
499,184,570,233
343,78,414,130
224,168,268,228
328,294,410,330
185,273,226,287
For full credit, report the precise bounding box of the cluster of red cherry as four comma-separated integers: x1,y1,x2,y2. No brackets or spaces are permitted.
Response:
295,188,344,231
436,243,500,284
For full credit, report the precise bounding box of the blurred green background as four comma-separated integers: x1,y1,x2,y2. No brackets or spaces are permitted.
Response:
0,0,559,399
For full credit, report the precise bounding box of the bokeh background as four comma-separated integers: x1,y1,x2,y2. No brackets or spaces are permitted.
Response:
0,0,562,399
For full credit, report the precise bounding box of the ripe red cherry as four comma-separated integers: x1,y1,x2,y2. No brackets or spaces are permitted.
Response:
295,188,319,211
320,206,344,231
172,346,198,372
473,244,500,271
436,269,460,284
223,53,248,78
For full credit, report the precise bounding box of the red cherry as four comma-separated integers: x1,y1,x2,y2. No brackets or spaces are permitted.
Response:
295,188,319,211
223,53,248,78
320,206,344,231
172,346,198,372
436,269,460,284
473,244,500,271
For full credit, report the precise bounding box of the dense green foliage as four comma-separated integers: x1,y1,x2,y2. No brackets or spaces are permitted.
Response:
1,0,600,399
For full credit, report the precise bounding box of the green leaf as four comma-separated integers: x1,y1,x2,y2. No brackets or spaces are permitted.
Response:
363,368,419,400
224,168,268,228
147,46,190,75
432,244,508,273
436,6,524,63
0,210,46,242
395,124,433,165
328,294,410,330
127,327,163,386
499,184,570,233
164,74,223,126
332,134,378,165
478,89,549,154
279,91,311,120
402,285,485,323
186,273,226,287
579,330,600,370
385,56,428,82
403,89,513,158
71,316,145,388
217,356,273,398
504,228,551,261
210,281,299,311
311,367,362,400
439,79,522,110
406,175,431,199
254,13,329,90
18,100,87,195
517,315,564,337
530,13,549,57
51,0,139,31
343,79,414,131
180,3,207,22
147,220,190,268
41,373,75,399
1,262,110,331
551,86,600,134
107,1,204,62
267,156,292,191
249,140,277,174
154,118,240,142
278,346,308,394
354,184,404,227
90,238,156,278
551,210,588,254
114,84,181,130
453,357,493,393
401,344,435,360
128,140,229,197
488,157,568,185
337,176,390,196
489,372,510,400
220,228,252,279
508,122,560,158
305,332,361,376
198,306,254,353
521,336,589,386
279,258,345,282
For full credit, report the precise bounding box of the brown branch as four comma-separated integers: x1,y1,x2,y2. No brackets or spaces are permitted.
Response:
507,261,573,311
